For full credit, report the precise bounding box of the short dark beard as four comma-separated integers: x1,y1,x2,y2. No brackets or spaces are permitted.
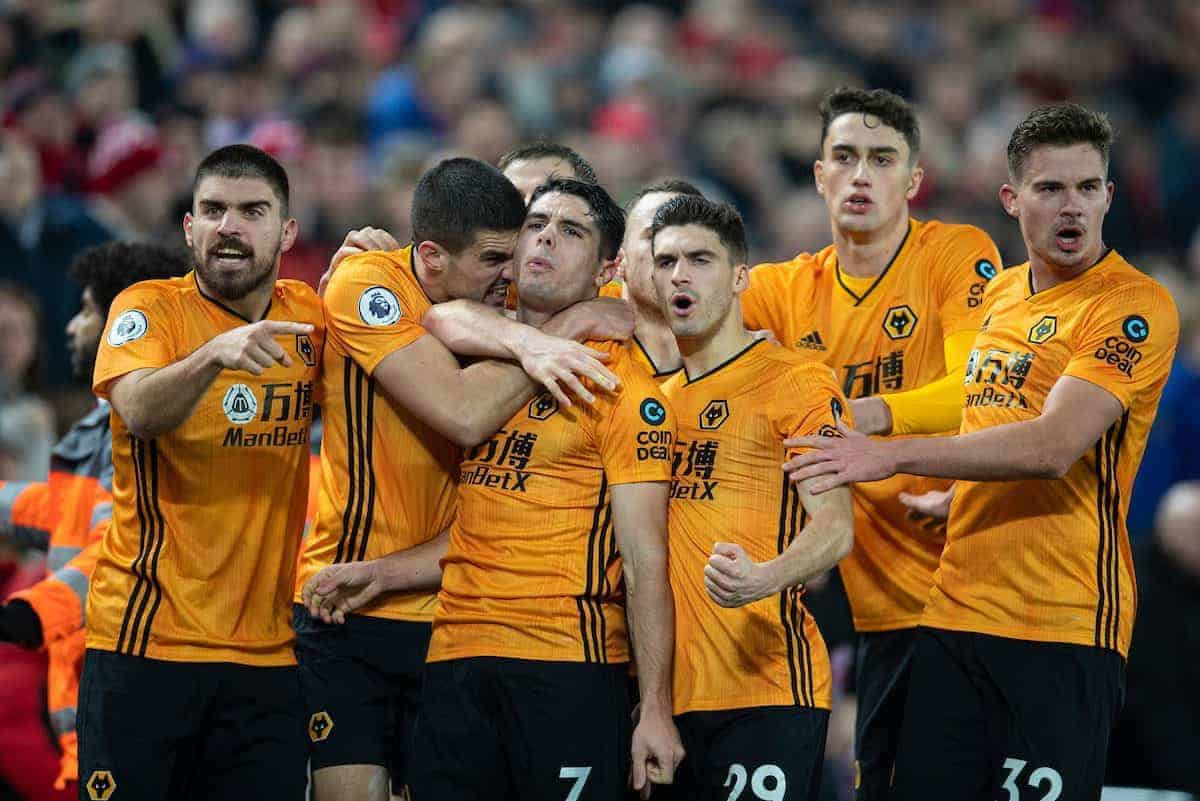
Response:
70,340,99,382
192,238,281,301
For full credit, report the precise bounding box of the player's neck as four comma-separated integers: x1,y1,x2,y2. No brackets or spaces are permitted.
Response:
411,249,451,304
678,309,755,380
195,270,277,322
1028,241,1108,293
832,213,910,278
633,312,680,372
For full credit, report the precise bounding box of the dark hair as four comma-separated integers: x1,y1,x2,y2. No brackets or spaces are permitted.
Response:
411,157,527,254
1007,103,1115,180
819,87,920,160
625,178,705,214
193,144,291,214
528,178,626,261
497,141,598,186
69,241,191,317
651,195,748,265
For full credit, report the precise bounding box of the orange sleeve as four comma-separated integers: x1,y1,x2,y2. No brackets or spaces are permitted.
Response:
11,500,110,645
92,284,181,398
741,262,793,333
1062,284,1180,409
934,225,1004,336
593,366,675,486
0,480,55,550
324,253,430,375
778,364,853,459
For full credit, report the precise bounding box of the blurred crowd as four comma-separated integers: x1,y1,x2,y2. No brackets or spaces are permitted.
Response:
1,1,1199,796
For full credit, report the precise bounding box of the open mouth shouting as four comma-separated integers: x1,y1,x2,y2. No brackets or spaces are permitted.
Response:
670,291,698,318
1054,223,1084,253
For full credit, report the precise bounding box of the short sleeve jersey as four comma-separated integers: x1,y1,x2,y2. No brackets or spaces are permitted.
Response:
924,252,1178,657
89,275,324,665
296,246,460,623
742,218,1001,631
428,339,675,665
663,341,848,713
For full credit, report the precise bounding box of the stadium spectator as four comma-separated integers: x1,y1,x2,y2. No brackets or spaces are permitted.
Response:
0,283,54,481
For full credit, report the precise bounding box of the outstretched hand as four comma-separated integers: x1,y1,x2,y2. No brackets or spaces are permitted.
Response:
782,420,898,493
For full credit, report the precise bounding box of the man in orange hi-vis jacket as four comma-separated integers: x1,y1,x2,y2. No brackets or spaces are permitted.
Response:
0,242,188,797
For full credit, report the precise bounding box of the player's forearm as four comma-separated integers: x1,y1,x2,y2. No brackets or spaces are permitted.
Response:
763,492,854,590
111,346,223,439
885,415,1080,481
877,370,966,436
452,361,540,446
375,529,450,593
422,300,528,359
624,540,675,713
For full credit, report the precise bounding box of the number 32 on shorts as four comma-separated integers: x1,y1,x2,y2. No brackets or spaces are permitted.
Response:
998,758,1063,801
725,763,786,801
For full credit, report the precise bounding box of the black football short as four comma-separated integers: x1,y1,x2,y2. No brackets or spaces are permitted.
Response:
292,604,430,792
853,627,918,801
673,705,829,801
77,648,306,801
891,627,1125,801
409,656,631,801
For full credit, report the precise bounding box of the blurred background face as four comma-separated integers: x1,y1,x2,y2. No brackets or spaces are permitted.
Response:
1006,143,1112,272
514,191,607,314
651,224,740,342
66,287,104,380
0,290,39,387
622,191,681,310
0,134,42,217
815,113,919,236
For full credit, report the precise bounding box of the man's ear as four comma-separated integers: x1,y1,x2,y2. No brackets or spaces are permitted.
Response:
183,212,194,248
597,253,620,288
999,184,1019,219
416,240,446,274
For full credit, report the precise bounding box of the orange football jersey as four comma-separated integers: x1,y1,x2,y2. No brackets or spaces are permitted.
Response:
663,341,848,713
428,339,674,664
296,247,458,622
743,218,1001,631
925,251,1178,657
89,275,324,665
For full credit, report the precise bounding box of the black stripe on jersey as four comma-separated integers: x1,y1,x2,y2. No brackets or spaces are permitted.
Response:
578,475,609,663
137,442,168,656
336,361,379,566
595,501,613,663
777,474,802,706
355,375,378,561
1094,435,1112,649
1105,413,1129,650
125,441,162,655
789,495,815,706
335,358,359,564
116,436,152,653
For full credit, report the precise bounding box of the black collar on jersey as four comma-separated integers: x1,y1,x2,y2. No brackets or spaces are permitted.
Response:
633,334,681,378
1025,245,1113,298
192,273,272,324
683,337,765,385
834,221,912,307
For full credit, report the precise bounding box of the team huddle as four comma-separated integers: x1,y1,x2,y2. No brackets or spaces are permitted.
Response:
0,88,1180,801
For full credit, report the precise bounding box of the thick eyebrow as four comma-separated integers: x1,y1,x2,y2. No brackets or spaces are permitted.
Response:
685,248,718,261
831,143,900,156
558,215,594,235
525,211,550,224
197,198,274,212
477,247,511,261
